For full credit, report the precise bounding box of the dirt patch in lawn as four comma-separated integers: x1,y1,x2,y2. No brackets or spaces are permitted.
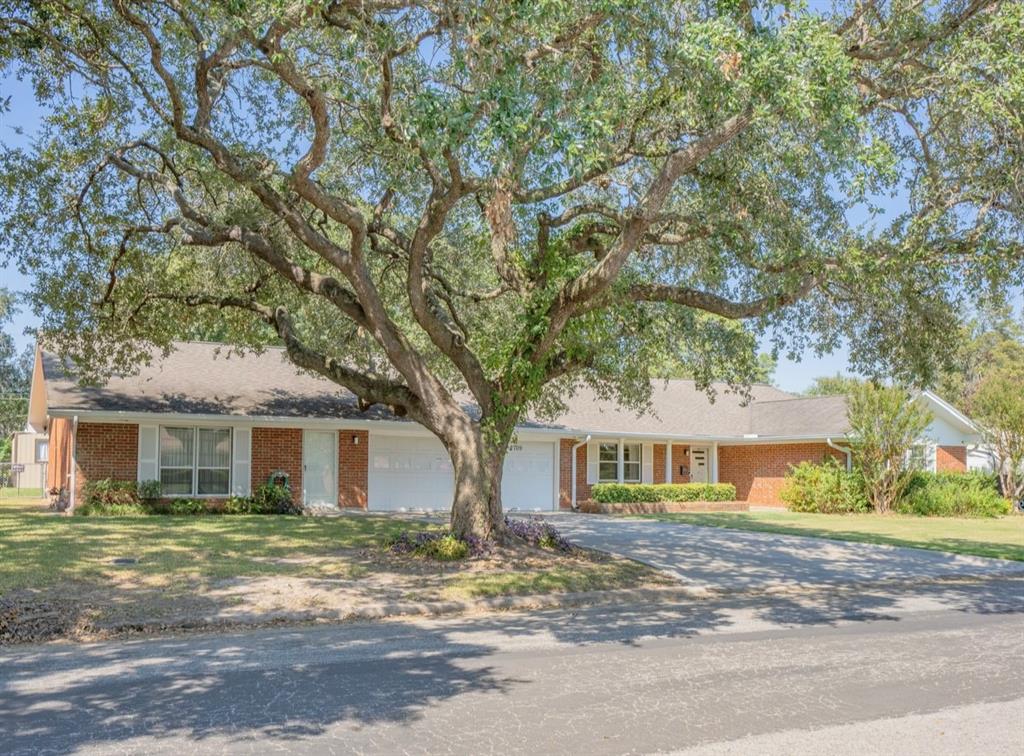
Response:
1,544,664,644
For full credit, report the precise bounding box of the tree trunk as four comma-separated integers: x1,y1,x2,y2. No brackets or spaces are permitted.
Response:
447,428,508,542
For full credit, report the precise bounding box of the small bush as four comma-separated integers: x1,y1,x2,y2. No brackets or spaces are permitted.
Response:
137,479,161,502
387,530,475,560
82,479,140,507
168,498,207,515
897,472,1011,518
591,482,736,503
419,534,470,561
252,483,301,515
76,500,149,516
780,460,870,514
504,516,573,551
145,498,212,515
222,495,259,515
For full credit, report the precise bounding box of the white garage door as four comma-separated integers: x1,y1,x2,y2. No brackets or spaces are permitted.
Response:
368,435,555,511
502,442,556,511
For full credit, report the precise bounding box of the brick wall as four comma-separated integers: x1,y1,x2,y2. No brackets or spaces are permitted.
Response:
73,422,139,501
556,438,587,508
718,442,845,506
670,444,691,483
936,445,967,473
653,443,666,484
252,427,304,503
557,438,595,508
339,430,369,508
558,439,574,508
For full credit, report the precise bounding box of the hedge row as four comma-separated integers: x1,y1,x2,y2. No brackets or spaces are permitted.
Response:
75,479,300,516
780,460,870,514
591,482,737,503
780,463,1010,518
897,471,1010,518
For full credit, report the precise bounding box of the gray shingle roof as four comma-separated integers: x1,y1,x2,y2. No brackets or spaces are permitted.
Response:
545,381,795,437
42,343,389,419
748,395,851,437
41,341,849,439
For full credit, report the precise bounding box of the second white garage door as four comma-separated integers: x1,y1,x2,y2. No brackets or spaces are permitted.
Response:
368,435,555,511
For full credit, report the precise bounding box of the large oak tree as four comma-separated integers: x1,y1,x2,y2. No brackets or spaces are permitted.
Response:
1,1,1022,538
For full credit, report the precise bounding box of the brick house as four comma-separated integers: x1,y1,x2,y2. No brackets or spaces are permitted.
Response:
28,342,980,511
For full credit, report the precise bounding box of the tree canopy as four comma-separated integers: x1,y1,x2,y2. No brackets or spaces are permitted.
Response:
1,1,1022,537
803,372,867,397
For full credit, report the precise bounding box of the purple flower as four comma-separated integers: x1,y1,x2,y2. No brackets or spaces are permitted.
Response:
504,516,573,551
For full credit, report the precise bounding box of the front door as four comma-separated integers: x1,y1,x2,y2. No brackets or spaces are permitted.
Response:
690,447,709,483
303,430,337,507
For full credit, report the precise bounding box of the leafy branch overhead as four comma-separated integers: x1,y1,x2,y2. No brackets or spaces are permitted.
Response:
1,1,1021,537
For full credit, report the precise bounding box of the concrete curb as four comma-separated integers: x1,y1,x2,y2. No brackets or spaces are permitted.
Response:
90,570,1024,640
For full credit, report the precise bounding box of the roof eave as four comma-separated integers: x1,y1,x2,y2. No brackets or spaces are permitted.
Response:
45,408,851,443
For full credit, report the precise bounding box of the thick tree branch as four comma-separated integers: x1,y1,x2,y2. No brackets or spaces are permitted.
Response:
626,276,823,319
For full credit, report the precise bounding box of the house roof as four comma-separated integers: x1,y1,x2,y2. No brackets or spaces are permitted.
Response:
40,342,395,421
544,381,799,437
748,395,851,438
39,341,861,440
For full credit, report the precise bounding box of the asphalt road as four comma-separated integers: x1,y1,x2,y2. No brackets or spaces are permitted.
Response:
545,512,1024,588
2,577,1022,755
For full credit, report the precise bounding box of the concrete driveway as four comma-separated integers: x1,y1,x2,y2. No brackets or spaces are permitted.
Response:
545,513,1024,591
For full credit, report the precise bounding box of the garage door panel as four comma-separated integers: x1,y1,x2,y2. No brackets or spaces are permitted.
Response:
368,435,555,511
502,442,555,511
369,436,452,511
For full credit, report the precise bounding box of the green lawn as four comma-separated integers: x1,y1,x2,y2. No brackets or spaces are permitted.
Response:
642,511,1024,561
0,499,659,638
0,498,418,592
0,487,45,500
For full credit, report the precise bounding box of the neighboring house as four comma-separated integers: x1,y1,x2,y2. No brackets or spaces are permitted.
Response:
29,342,981,511
7,430,48,490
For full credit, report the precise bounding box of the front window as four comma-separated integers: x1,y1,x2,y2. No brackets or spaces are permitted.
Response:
35,439,48,462
159,427,231,496
598,443,618,482
906,444,933,472
597,441,643,483
623,443,642,482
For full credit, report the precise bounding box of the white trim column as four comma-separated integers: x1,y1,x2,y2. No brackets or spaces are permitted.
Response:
711,441,719,483
665,441,672,483
617,438,625,483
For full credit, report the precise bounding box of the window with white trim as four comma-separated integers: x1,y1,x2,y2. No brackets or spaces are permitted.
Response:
159,426,231,496
622,442,642,482
598,443,618,482
906,443,934,472
35,439,48,462
597,441,643,483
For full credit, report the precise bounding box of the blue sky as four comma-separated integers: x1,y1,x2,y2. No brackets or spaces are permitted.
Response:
1,65,1020,393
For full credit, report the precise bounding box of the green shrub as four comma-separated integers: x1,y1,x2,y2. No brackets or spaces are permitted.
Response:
591,482,736,503
75,500,149,516
780,459,870,514
222,495,258,514
167,498,207,515
137,479,161,502
76,480,300,516
252,483,301,515
145,497,211,515
416,533,470,561
82,479,140,507
897,472,1011,518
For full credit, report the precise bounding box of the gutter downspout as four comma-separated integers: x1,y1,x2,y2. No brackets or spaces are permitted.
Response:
68,415,79,514
570,435,592,510
826,437,852,472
